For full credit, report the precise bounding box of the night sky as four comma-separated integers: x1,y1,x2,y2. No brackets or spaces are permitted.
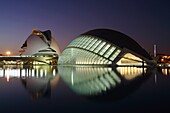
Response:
0,0,169,55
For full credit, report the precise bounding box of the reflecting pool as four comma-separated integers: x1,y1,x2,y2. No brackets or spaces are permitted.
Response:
0,65,170,113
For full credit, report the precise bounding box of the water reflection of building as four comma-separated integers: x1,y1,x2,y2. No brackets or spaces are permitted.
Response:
58,29,154,66
59,66,149,97
0,65,59,100
117,67,146,80
59,66,121,95
162,68,170,75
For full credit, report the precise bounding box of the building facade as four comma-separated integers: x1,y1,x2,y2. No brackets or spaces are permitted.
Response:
19,29,60,64
20,29,60,56
58,29,153,66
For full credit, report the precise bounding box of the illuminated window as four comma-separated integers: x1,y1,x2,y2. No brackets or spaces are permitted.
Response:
104,46,116,58
94,42,106,53
123,53,142,61
83,38,93,49
90,40,102,51
73,37,83,46
110,49,121,61
99,44,111,55
116,53,145,66
77,37,87,47
107,61,112,64
86,39,97,50
79,37,90,48
58,45,113,65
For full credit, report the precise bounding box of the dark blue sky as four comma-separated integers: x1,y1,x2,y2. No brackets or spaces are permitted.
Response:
0,0,169,55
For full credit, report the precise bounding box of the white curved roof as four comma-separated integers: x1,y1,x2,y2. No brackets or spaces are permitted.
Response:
20,30,60,56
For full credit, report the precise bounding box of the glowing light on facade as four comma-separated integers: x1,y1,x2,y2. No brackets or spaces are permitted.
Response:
117,53,146,66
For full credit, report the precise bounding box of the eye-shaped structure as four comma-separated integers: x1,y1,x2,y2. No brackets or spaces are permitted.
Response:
58,29,153,66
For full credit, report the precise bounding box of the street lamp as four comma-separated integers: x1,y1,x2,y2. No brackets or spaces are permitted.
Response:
6,51,11,56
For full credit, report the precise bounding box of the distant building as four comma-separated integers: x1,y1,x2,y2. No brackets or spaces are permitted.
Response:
18,29,60,64
156,54,170,65
58,29,153,66
20,29,60,57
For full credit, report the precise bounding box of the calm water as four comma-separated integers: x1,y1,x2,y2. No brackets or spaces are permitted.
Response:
0,65,170,113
